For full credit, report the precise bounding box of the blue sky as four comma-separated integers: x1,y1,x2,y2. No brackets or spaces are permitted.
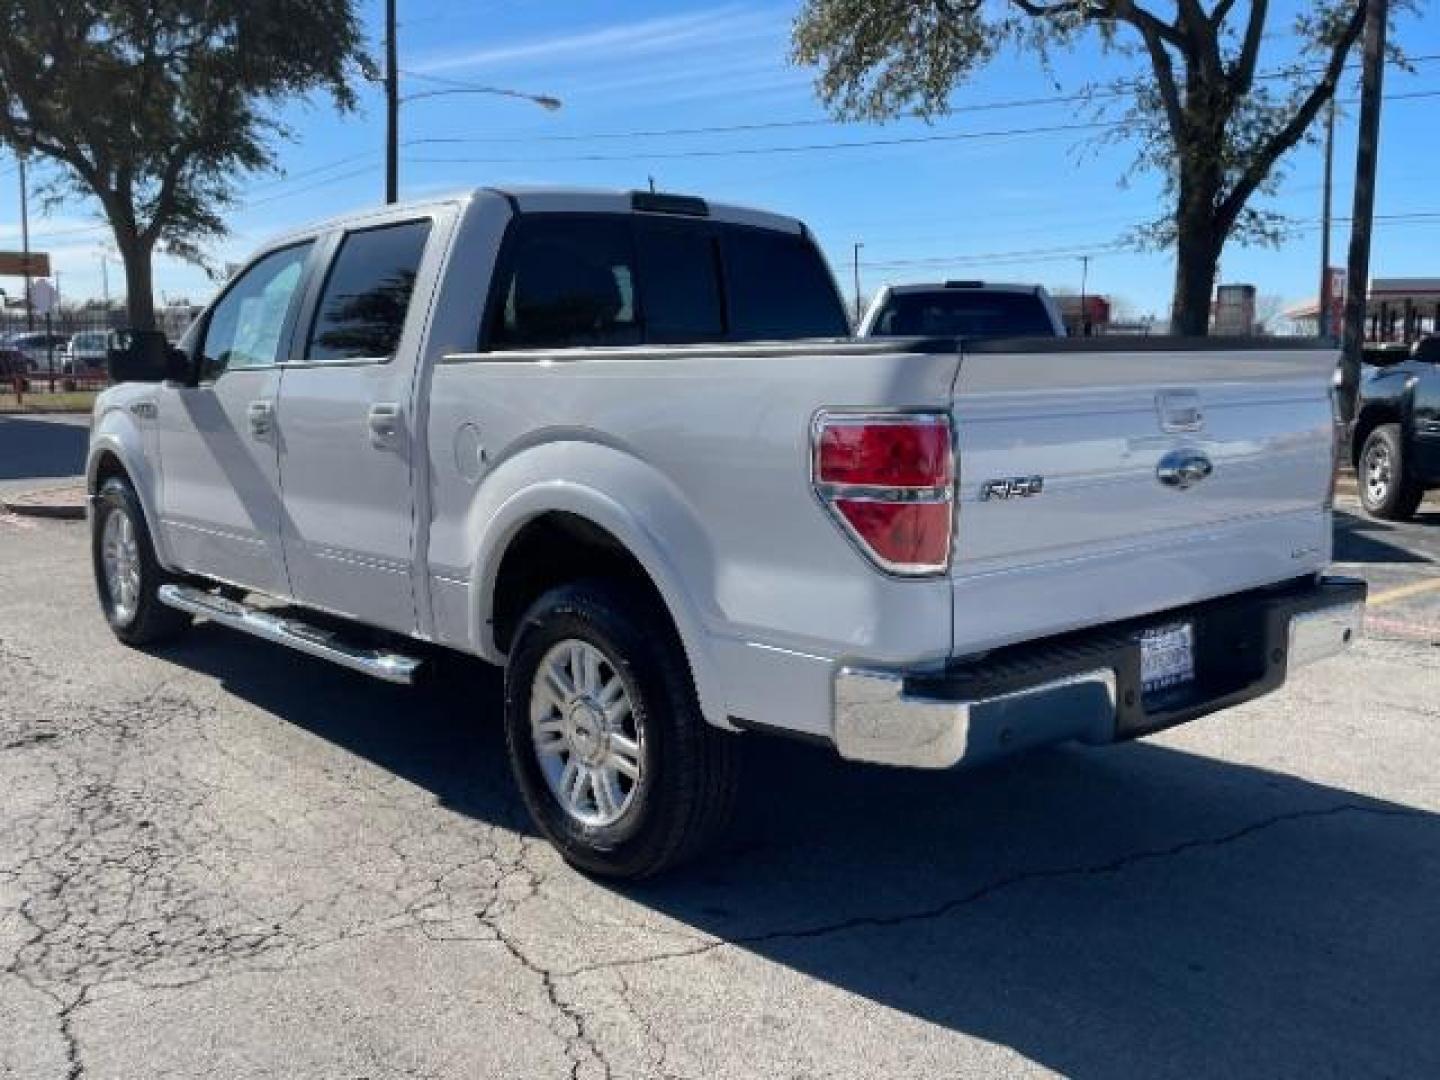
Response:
3,0,1438,322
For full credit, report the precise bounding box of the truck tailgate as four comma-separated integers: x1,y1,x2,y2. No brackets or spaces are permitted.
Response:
950,342,1337,655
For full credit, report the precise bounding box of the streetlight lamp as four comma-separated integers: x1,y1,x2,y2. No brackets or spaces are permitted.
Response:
384,0,561,204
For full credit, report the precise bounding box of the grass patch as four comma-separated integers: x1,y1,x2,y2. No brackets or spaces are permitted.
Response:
0,390,97,414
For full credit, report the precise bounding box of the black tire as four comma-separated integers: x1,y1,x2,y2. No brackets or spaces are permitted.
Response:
1358,423,1424,521
503,579,741,879
91,477,191,645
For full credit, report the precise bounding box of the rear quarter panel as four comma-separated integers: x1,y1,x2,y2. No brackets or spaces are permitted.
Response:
425,344,961,735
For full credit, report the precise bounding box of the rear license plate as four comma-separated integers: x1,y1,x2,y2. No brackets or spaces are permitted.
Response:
1140,622,1195,695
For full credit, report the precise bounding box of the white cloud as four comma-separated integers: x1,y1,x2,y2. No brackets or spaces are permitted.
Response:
413,5,779,74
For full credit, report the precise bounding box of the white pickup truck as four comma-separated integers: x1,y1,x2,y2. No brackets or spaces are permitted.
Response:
89,187,1365,878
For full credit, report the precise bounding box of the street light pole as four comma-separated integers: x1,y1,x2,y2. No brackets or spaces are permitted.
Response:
385,0,399,205
1339,0,1388,424
18,152,34,331
1078,254,1090,337
852,242,863,328
1318,99,1336,341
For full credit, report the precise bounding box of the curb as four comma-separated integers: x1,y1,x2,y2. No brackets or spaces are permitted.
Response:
1,485,88,521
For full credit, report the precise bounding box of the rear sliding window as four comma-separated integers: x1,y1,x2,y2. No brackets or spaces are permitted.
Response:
872,290,1056,339
486,213,846,350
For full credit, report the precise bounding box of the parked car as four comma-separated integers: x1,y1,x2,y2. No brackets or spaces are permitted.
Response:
0,343,29,389
1351,334,1440,519
7,331,71,372
63,330,111,374
857,280,1066,338
87,187,1364,878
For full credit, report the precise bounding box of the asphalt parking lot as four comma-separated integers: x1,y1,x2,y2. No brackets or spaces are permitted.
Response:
1,452,1437,1077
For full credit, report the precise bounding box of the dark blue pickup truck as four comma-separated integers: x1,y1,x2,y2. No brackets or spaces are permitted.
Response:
1352,336,1440,519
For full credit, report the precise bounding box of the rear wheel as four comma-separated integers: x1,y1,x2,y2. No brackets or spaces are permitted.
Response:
92,478,191,645
1358,424,1424,521
503,580,740,879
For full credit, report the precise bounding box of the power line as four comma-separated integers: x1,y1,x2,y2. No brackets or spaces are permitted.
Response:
401,54,1440,148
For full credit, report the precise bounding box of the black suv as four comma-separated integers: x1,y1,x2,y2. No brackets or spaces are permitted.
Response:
1352,335,1440,519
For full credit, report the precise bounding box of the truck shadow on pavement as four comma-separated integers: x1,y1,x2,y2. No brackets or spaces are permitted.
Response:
0,415,89,484
1333,508,1437,563
164,627,1439,1078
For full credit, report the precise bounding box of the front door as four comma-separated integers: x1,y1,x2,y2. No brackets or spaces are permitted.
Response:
154,242,314,595
275,217,435,633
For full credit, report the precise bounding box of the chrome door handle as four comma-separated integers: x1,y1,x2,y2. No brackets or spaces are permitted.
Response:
367,402,403,447
247,400,274,437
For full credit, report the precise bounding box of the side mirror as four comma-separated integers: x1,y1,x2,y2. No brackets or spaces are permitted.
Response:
106,330,192,385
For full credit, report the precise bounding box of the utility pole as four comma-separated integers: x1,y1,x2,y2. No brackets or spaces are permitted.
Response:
1078,254,1090,337
852,242,864,328
1339,0,1387,424
1318,100,1336,342
385,0,399,204
18,152,34,331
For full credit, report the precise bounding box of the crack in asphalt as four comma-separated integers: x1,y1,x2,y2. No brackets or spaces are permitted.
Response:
3,568,1435,1078
550,802,1427,981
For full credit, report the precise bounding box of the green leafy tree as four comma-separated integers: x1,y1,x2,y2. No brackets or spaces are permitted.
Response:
0,1,368,330
793,1,1406,335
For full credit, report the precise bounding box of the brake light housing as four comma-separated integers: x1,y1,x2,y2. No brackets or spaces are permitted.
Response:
811,412,955,576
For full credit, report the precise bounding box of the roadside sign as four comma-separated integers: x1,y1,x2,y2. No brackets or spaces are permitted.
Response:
0,251,51,277
27,278,58,315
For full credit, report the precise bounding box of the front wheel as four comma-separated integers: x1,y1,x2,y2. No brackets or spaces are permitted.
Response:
91,478,191,645
1358,424,1424,521
503,580,740,879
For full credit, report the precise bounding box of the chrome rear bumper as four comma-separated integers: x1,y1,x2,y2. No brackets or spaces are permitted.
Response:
834,576,1365,770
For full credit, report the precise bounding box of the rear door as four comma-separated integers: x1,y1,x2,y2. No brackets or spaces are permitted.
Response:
274,215,437,633
948,341,1338,653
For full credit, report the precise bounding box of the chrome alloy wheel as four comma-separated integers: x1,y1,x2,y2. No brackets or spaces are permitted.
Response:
530,639,644,828
1364,439,1392,505
100,507,142,625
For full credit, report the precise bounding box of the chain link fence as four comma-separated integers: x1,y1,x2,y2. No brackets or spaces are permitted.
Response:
2,306,200,395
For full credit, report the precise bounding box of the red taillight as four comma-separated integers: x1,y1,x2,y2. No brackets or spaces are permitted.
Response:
817,420,952,488
813,413,954,575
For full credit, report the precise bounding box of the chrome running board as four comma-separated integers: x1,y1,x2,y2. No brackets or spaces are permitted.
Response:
157,584,423,685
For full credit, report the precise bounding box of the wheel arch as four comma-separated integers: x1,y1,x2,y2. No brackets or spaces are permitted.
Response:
86,419,172,569
470,482,729,729
1351,403,1405,468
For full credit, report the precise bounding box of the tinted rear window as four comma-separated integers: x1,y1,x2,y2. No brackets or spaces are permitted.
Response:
490,216,641,349
485,213,847,349
634,220,724,343
871,290,1056,339
722,228,848,340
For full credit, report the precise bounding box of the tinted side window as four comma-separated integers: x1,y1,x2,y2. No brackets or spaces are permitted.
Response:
200,243,312,379
307,220,432,362
490,217,640,349
721,229,848,341
634,221,723,343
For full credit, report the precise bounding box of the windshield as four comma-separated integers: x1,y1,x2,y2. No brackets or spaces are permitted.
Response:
871,289,1056,338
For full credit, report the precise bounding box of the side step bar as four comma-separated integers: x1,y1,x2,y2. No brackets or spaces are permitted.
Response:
157,584,423,685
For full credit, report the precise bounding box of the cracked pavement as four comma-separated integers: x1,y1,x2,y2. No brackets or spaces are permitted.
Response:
2,507,1438,1079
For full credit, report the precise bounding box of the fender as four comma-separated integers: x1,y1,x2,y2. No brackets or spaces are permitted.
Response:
86,392,174,570
448,439,730,728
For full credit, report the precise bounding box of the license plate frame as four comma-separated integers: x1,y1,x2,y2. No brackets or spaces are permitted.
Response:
1140,622,1196,697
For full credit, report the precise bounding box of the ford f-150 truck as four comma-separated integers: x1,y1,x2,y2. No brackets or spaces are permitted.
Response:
88,187,1365,878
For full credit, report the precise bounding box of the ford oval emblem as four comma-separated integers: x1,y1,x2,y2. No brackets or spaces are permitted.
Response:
1157,449,1213,490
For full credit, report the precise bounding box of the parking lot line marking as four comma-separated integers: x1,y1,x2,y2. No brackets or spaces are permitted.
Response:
1368,577,1440,608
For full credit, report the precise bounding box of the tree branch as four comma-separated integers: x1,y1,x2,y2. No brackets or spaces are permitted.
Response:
1109,0,1187,48
1216,0,1366,232
1228,0,1268,96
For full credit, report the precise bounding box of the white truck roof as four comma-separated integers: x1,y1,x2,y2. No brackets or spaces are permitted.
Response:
260,186,806,251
